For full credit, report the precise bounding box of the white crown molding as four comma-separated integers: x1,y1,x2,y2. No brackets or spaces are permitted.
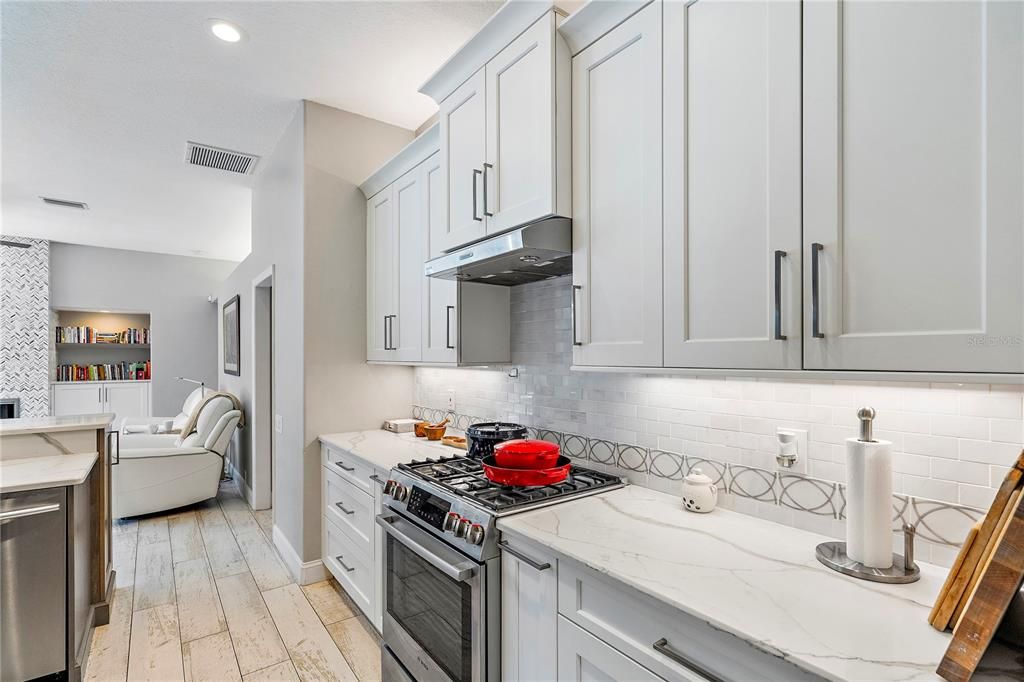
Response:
358,124,439,199
418,1,564,104
558,0,653,56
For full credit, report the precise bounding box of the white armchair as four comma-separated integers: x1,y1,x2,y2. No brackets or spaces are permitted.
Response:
113,392,241,518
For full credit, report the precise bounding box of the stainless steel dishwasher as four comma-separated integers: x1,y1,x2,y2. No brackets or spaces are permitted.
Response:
1,487,68,681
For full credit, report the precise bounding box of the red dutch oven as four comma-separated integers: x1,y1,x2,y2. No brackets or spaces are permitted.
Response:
481,455,572,487
492,439,561,469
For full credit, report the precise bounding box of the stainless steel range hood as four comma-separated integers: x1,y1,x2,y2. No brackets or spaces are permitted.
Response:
424,217,571,286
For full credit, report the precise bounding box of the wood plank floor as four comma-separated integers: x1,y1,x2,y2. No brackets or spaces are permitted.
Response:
85,481,382,682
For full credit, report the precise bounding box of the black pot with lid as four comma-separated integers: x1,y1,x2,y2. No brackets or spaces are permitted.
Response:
466,422,528,459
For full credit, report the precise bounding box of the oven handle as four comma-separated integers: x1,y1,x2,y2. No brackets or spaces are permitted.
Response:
376,514,479,582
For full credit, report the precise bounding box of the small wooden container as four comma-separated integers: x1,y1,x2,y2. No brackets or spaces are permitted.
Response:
423,424,447,441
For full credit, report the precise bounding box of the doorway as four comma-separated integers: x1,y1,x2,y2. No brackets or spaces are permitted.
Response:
252,267,274,512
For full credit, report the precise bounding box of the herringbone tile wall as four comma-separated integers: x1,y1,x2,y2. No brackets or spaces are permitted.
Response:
1,236,50,416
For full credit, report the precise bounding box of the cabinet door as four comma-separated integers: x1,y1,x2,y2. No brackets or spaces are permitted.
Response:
437,69,487,255
556,617,666,682
501,540,557,681
51,384,104,416
572,2,663,367
485,12,562,234
421,153,458,363
367,187,396,361
663,0,801,370
804,0,1024,372
393,168,423,362
105,383,149,419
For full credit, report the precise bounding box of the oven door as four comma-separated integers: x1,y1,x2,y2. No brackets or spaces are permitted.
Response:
377,513,486,682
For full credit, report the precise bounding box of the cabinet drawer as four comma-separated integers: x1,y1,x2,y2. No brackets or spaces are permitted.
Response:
557,616,666,682
321,445,375,495
322,515,372,616
322,467,374,553
558,561,820,682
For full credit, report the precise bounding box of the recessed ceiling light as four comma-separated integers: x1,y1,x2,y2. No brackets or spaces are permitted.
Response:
209,19,243,43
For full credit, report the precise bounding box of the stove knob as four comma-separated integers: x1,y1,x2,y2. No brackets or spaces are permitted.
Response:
383,479,397,496
466,523,485,546
443,512,461,533
393,483,409,502
454,518,471,539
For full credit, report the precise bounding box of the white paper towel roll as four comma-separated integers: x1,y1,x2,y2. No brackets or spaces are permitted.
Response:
845,438,893,569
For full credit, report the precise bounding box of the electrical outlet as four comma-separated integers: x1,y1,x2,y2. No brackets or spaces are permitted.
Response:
274,414,283,434
775,427,808,474
447,389,456,412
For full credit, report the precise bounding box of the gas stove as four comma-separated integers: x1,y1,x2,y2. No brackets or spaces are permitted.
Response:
381,454,624,561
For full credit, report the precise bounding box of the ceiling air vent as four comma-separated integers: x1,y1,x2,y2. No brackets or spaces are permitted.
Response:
40,196,88,209
185,141,259,175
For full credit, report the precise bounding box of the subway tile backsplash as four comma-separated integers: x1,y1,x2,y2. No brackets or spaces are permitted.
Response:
414,276,1023,566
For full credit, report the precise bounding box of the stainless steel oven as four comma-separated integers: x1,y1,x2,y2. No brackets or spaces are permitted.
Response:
377,513,500,682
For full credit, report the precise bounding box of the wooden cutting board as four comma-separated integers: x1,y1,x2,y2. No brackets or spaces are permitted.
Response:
930,521,981,629
931,451,1024,628
938,496,1024,681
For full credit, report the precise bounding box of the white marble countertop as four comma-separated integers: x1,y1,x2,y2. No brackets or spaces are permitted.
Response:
0,413,114,436
498,485,951,682
0,452,99,492
319,428,466,471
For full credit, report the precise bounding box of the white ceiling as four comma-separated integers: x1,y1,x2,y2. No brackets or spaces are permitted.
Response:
1,1,501,261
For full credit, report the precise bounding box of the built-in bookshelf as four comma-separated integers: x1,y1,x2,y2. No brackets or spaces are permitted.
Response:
51,309,152,382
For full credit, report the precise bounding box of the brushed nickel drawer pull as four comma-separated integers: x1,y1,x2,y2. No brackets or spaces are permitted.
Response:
499,540,550,571
333,461,355,472
652,638,723,682
335,502,355,515
335,555,356,572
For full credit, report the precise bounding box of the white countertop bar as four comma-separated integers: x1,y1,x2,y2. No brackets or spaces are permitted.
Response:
498,485,951,682
0,452,99,493
0,413,115,436
319,428,465,471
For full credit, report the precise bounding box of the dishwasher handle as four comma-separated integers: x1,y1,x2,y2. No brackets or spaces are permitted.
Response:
0,503,62,522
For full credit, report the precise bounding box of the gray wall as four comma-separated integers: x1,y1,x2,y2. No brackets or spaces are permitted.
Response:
301,101,415,558
219,100,417,565
50,242,236,415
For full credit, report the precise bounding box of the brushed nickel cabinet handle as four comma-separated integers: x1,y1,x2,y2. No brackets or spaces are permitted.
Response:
472,169,483,222
335,555,356,572
445,305,456,349
652,638,723,682
571,285,583,346
811,243,825,338
335,502,355,515
774,250,787,341
499,540,550,571
482,162,494,217
333,461,355,472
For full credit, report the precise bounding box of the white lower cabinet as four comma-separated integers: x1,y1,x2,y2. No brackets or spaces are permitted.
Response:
501,538,558,681
320,444,388,632
51,381,151,419
557,617,666,682
501,535,821,682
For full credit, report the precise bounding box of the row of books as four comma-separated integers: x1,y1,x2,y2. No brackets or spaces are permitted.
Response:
55,361,151,382
55,326,150,344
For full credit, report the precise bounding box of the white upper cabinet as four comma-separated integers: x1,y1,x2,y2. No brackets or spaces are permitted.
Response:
485,11,570,235
437,69,488,255
803,0,1023,373
423,4,571,257
663,0,802,370
392,168,424,362
366,187,396,361
421,152,459,364
571,1,663,368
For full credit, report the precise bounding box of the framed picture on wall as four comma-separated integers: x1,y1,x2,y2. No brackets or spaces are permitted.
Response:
223,295,240,376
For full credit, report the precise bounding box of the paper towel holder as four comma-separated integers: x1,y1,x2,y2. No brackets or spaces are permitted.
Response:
816,524,921,584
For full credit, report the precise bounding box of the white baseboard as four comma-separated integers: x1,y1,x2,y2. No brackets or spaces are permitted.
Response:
272,525,328,585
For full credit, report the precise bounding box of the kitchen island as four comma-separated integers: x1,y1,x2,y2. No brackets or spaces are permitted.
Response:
0,413,117,682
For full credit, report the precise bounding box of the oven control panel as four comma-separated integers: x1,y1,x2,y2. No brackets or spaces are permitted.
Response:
405,486,451,531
